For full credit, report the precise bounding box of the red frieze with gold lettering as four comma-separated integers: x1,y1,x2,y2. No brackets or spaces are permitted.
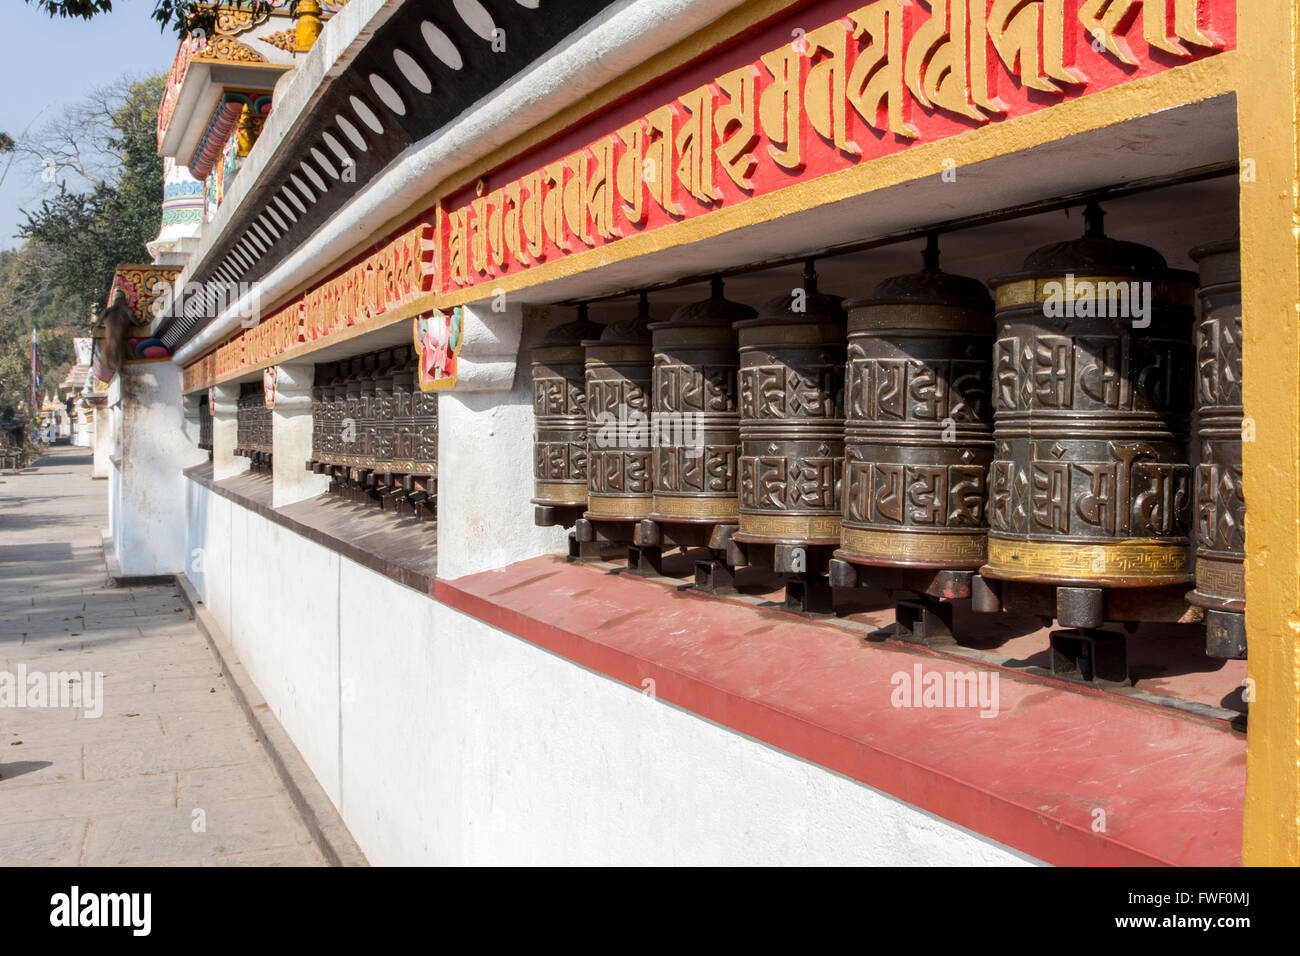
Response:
184,219,436,391
440,0,1235,292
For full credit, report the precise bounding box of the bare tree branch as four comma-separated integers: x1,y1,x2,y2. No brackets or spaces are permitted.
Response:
13,74,145,192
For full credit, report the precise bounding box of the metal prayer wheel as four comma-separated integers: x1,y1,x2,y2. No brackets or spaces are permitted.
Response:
647,277,755,524
584,295,653,520
984,204,1196,589
322,365,344,463
837,240,994,569
236,383,257,457
374,350,397,473
390,349,417,472
356,353,379,467
198,399,212,454
532,306,599,510
341,358,364,466
358,350,391,470
254,387,271,459
410,365,439,477
1189,238,1246,659
235,386,250,455
310,363,334,464
734,263,845,546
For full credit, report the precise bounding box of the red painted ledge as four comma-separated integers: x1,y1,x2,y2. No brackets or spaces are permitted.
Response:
435,556,1244,867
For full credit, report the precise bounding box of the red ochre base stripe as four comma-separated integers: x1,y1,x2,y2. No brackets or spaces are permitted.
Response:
436,555,1243,867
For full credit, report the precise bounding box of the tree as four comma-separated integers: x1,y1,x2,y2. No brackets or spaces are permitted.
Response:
25,0,293,36
0,74,165,404
0,245,78,411
16,74,166,319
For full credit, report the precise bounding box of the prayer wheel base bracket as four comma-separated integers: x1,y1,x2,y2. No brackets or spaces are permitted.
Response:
574,516,641,547
829,559,969,647
634,518,743,592
1050,629,1130,686
894,599,957,649
638,517,740,556
1203,609,1247,660
625,543,663,576
311,464,436,520
972,576,1202,627
784,574,835,615
534,503,585,529
737,542,837,615
829,558,974,602
567,532,603,561
395,476,436,520
694,558,734,594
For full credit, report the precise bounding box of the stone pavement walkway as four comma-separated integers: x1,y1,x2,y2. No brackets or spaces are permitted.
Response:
0,446,323,866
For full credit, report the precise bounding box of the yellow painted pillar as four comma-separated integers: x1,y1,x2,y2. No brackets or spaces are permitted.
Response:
296,0,324,53
1238,1,1300,865
237,105,265,158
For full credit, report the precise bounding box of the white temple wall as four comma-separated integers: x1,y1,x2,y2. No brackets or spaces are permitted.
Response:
109,363,207,575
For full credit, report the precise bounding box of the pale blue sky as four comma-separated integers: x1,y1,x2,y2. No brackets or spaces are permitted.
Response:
0,0,180,249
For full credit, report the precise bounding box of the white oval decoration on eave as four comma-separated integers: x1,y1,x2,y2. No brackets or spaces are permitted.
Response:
354,91,390,130
393,48,432,93
300,161,328,194
282,184,307,214
289,173,316,204
310,147,339,180
335,114,368,152
454,0,496,41
274,194,299,222
421,20,464,68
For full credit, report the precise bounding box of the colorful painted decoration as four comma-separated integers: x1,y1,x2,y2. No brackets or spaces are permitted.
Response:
190,92,272,180
414,308,463,392
263,366,279,408
125,338,173,361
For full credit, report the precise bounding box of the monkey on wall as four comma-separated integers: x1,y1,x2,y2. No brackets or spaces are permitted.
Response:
93,290,134,383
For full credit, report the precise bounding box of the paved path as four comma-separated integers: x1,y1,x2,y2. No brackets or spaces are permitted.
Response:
0,446,323,866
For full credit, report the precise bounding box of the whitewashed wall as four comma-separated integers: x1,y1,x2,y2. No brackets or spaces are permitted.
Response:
109,364,207,575
182,477,1036,866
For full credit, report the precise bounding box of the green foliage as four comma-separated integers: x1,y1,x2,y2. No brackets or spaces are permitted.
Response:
25,1,288,36
17,75,165,322
0,246,78,411
26,1,114,18
1,74,165,405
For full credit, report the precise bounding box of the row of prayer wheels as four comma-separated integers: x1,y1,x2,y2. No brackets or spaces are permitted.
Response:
307,345,439,516
234,382,272,472
198,398,213,455
532,204,1245,660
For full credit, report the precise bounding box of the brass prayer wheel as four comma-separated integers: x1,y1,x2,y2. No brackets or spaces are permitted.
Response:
984,203,1196,587
356,352,385,469
734,263,845,546
322,364,344,463
371,350,398,472
584,295,653,520
390,349,417,472
198,397,212,453
1189,238,1245,658
837,240,994,569
341,358,364,466
409,359,439,477
647,277,755,524
236,381,271,459
532,306,599,508
235,384,254,456
310,362,334,463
